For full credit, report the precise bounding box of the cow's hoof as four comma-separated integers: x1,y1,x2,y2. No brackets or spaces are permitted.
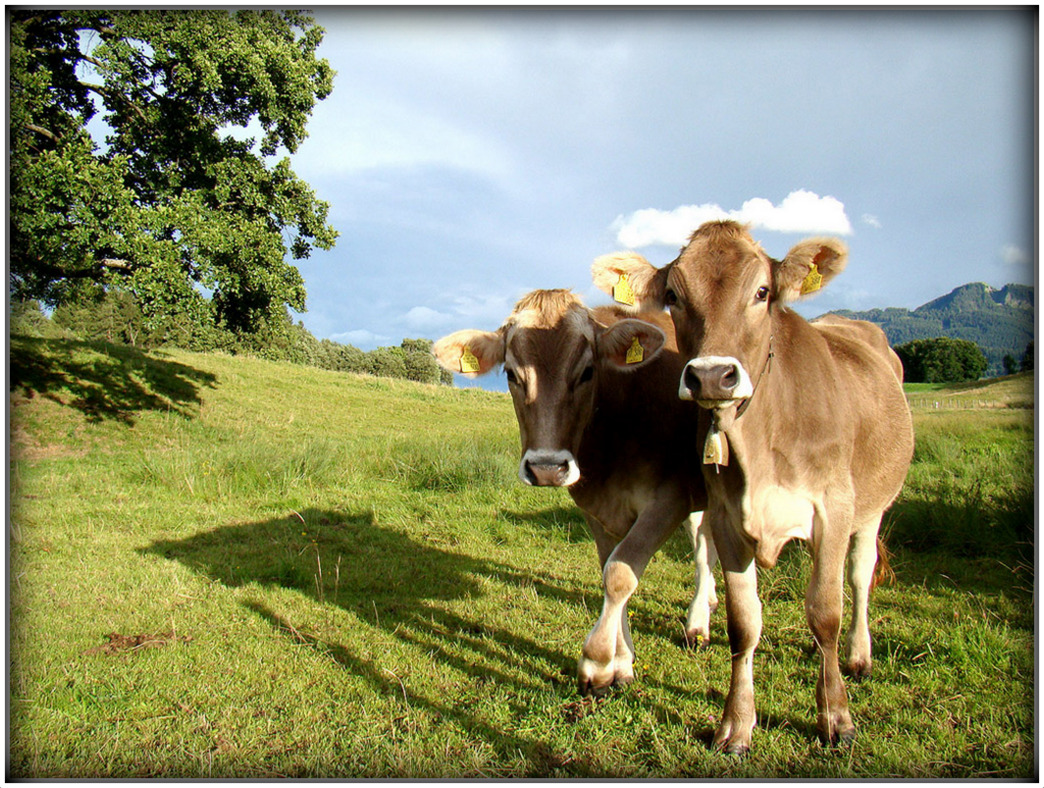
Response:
577,671,633,697
843,657,872,679
577,677,612,698
683,628,710,650
577,652,633,697
712,720,753,756
712,736,751,757
818,716,857,747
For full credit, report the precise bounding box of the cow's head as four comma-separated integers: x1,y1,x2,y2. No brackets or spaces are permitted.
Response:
433,289,666,486
592,220,846,409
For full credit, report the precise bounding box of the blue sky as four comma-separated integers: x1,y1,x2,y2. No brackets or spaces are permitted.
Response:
285,7,1036,390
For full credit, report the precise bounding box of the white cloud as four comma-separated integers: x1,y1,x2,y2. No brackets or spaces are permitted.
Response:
612,190,854,248
1001,244,1029,266
330,329,392,349
403,305,454,331
862,214,882,229
446,290,518,325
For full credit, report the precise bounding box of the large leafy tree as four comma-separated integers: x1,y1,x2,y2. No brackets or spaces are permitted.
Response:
9,10,337,333
894,337,989,383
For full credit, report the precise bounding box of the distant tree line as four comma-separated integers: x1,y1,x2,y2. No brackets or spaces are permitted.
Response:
893,337,990,384
10,297,453,386
831,282,1033,377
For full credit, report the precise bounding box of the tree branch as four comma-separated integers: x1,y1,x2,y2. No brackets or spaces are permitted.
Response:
81,81,149,123
28,256,135,281
24,123,59,142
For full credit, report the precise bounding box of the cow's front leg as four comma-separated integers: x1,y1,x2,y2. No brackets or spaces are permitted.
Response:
578,559,638,695
578,492,688,696
807,510,856,744
682,511,718,647
711,518,761,755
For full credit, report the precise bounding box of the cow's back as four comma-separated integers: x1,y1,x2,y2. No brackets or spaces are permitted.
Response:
810,314,904,382
801,313,913,515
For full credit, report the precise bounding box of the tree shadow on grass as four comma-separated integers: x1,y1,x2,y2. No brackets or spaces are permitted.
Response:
9,335,217,425
144,507,726,776
882,495,1034,596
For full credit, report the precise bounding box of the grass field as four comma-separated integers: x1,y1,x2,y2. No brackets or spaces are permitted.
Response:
8,337,1036,778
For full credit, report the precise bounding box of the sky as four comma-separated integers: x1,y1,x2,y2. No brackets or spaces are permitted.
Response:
283,7,1036,391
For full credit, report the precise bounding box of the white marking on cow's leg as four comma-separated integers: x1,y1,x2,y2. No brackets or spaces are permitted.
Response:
683,512,718,647
713,536,761,755
578,560,638,694
844,517,881,678
617,597,636,683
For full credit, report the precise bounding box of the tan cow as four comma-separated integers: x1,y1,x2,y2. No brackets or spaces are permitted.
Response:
592,220,913,753
433,290,714,695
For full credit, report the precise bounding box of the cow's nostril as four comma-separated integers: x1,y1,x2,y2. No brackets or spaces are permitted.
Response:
721,366,739,390
683,365,702,395
523,460,538,485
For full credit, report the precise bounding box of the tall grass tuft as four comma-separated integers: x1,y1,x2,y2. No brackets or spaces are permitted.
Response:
134,437,352,499
378,436,519,493
889,409,1032,561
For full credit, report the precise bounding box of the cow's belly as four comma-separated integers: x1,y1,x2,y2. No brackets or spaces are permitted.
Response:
746,485,815,568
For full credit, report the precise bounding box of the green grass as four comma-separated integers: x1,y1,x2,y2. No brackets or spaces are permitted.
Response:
905,371,1034,410
8,336,1036,778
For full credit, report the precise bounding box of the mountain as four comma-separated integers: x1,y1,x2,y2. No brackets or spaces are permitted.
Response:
827,283,1034,376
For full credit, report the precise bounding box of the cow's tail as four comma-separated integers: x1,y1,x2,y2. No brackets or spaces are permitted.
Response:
871,535,896,590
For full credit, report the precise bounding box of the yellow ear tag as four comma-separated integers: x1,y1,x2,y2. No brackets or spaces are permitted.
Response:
460,347,481,374
614,273,636,306
800,263,823,295
703,424,729,467
625,336,645,365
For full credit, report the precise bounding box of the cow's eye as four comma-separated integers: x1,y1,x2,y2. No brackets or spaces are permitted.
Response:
664,288,678,307
505,368,518,385
578,365,594,385
755,286,770,302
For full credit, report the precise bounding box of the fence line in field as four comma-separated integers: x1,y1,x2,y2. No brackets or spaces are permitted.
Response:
906,397,1028,410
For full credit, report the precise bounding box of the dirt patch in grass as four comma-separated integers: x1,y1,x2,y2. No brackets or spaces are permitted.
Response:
9,395,88,461
84,631,193,656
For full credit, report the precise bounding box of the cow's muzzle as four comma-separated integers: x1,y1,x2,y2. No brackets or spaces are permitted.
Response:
680,356,753,407
520,449,580,487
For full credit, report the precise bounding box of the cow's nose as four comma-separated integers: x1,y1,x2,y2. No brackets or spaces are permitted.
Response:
683,363,738,399
519,449,580,487
524,460,571,486
680,357,752,403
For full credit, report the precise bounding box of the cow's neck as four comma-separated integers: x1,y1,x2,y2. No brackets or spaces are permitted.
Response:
700,326,783,502
734,334,773,419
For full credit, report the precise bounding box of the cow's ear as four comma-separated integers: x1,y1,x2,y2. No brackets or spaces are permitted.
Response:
432,330,504,377
598,319,667,371
591,252,667,311
773,238,848,304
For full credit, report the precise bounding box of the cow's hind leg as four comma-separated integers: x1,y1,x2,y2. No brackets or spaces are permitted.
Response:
683,512,718,648
806,508,856,745
843,515,882,678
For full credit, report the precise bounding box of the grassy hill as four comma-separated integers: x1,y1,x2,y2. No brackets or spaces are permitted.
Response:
904,370,1034,410
829,282,1034,376
8,336,1034,778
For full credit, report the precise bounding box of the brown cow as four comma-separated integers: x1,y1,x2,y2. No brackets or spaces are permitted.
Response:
433,290,714,695
592,221,913,753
